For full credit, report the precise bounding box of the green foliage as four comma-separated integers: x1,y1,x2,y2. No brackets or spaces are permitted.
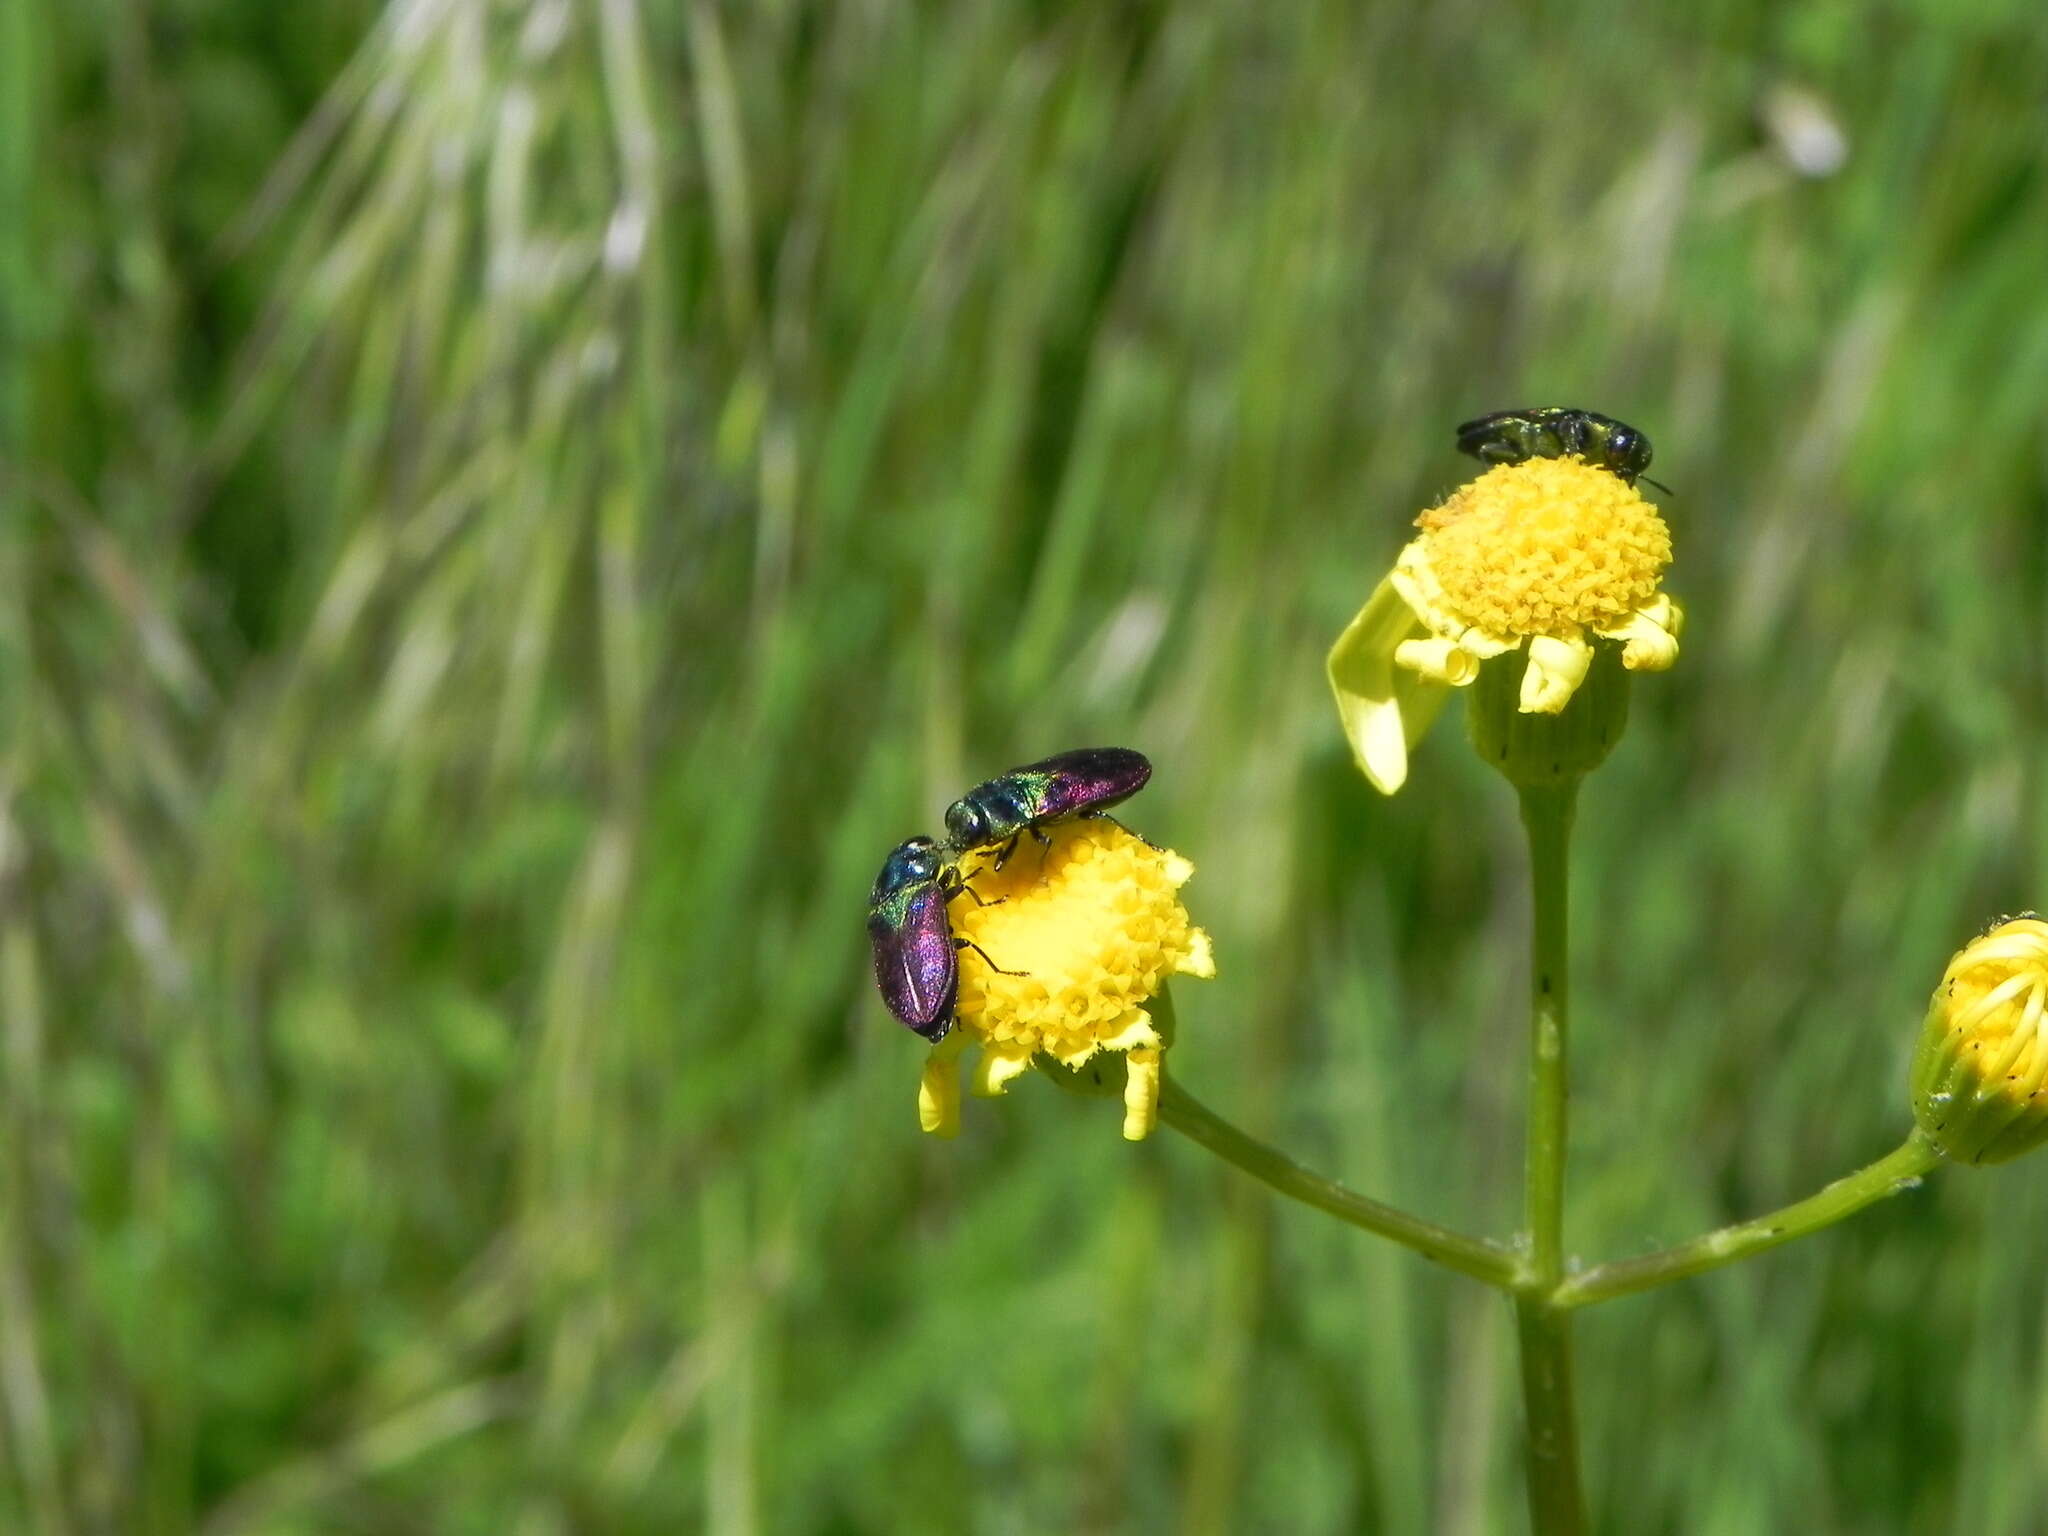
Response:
6,0,2048,1529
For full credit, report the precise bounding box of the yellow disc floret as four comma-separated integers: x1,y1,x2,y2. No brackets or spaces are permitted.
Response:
918,819,1213,1142
1418,458,1671,638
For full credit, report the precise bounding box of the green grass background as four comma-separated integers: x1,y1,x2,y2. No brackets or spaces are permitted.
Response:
4,0,2048,1530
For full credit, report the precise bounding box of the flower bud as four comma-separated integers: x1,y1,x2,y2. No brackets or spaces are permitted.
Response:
1911,916,2048,1166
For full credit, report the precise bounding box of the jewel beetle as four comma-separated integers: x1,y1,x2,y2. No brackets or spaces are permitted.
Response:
942,747,1153,870
865,836,1018,1042
1454,406,1661,489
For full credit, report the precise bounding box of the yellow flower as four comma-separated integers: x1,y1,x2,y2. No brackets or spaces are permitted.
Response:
917,820,1214,1142
1911,916,2048,1166
1328,458,1683,793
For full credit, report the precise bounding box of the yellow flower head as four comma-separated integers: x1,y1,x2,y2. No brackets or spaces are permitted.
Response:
1328,457,1684,793
918,820,1214,1142
1911,916,2048,1166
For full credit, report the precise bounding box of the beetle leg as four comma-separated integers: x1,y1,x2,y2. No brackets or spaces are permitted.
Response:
1085,811,1163,850
1030,825,1055,869
990,834,1021,872
955,883,1006,908
955,938,1027,977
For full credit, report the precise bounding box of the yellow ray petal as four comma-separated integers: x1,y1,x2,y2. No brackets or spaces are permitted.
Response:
1595,592,1683,672
918,1049,962,1138
1520,632,1593,714
1327,573,1455,794
971,1043,1036,1098
1122,1048,1162,1141
1394,636,1481,685
1096,1010,1162,1055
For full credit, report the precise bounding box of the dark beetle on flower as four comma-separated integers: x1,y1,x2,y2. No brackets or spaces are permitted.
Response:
864,834,1025,1042
866,837,967,1042
867,748,1154,1039
943,746,1153,869
1454,406,1662,489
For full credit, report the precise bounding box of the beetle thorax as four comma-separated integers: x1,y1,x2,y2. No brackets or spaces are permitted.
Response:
947,780,1035,848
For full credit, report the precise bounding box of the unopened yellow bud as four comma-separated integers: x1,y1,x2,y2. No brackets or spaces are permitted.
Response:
1911,916,2048,1166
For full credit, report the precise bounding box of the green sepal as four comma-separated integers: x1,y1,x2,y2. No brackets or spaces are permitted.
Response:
1910,992,2048,1166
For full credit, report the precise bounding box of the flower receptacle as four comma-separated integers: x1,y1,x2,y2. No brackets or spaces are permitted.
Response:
1466,643,1631,789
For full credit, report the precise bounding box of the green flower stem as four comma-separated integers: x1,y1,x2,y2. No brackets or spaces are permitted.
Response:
1157,1079,1518,1288
1514,1299,1584,1535
1554,1132,1943,1308
1515,780,1585,1535
1520,782,1576,1283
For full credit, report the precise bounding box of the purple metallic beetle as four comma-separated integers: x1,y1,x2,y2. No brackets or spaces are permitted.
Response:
867,748,1153,1039
866,836,966,1041
942,747,1153,869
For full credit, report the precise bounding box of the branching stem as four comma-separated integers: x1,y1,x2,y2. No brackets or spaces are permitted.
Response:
1157,1080,1517,1288
1514,781,1585,1534
1556,1133,1941,1307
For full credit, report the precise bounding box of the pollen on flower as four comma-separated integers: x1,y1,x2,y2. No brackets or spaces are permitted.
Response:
929,818,1212,1140
1418,459,1671,639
